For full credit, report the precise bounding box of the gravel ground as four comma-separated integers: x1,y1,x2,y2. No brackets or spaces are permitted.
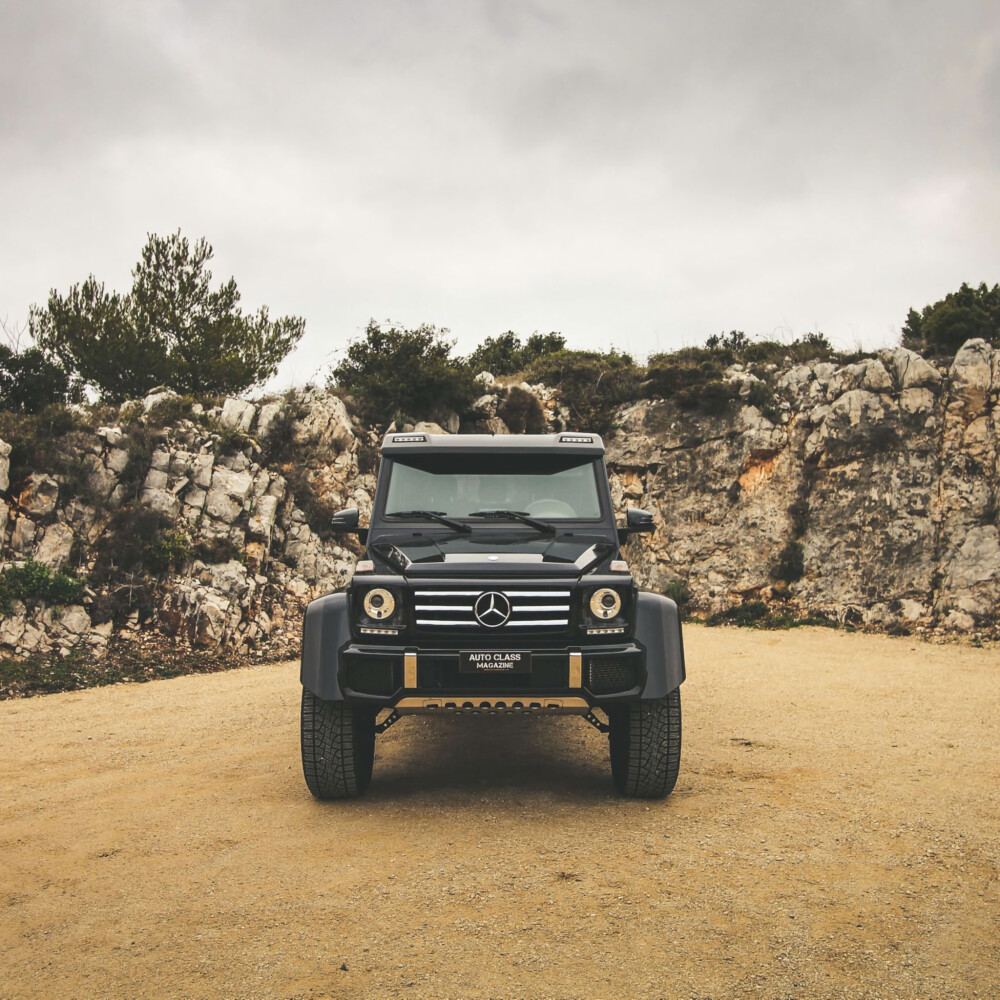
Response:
1,625,998,999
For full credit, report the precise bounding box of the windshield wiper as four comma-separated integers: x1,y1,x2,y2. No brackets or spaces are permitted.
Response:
384,510,471,533
468,509,556,535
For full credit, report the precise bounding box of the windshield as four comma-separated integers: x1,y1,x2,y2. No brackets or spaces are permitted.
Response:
382,454,604,520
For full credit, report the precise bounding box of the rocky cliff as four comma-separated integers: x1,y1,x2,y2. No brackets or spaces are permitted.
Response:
1,339,998,679
608,340,999,632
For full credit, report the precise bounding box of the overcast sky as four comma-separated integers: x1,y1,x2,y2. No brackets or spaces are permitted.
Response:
2,0,998,388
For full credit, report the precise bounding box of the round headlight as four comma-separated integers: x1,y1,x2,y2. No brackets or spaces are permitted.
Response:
589,588,621,620
363,588,396,620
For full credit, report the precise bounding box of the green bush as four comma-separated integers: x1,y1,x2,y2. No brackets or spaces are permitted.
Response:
526,350,641,435
90,506,182,582
0,345,81,414
902,282,1000,356
465,331,566,376
0,559,86,613
330,320,479,427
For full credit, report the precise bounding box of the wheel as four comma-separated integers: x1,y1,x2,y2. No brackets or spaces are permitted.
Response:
608,688,681,799
300,688,376,799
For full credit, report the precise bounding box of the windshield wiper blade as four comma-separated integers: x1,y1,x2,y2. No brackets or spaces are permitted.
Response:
468,509,556,535
384,509,471,533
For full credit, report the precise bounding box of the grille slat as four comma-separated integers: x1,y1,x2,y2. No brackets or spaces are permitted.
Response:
413,587,572,631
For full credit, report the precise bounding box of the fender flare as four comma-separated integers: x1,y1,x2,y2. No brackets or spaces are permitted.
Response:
300,592,351,701
635,590,686,698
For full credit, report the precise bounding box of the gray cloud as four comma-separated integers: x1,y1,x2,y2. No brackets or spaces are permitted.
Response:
1,0,997,385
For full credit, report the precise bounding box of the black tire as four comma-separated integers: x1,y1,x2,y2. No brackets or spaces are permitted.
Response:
300,688,376,800
608,688,681,799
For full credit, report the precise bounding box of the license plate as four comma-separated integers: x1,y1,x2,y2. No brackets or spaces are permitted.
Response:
459,650,531,673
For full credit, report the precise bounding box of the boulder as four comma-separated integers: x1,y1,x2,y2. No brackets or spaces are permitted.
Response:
881,348,942,390
34,523,75,569
220,398,257,433
18,473,59,516
57,605,91,636
295,391,354,453
257,401,283,440
0,437,10,492
142,388,179,412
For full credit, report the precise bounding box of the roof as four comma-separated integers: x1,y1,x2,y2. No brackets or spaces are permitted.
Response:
379,432,605,457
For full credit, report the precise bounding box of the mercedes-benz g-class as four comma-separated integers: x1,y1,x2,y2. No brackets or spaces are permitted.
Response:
300,432,685,799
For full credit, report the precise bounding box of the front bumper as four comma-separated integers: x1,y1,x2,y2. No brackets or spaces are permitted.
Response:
339,641,646,710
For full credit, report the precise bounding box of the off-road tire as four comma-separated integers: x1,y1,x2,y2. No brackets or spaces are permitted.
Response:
301,688,376,800
608,688,681,799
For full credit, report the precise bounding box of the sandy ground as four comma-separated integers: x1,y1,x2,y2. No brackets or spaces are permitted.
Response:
1,625,998,1000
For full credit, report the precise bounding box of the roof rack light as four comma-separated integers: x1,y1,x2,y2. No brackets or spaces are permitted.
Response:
560,434,594,444
392,434,428,443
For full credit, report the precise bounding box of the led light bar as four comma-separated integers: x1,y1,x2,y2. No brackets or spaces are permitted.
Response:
586,627,627,635
560,434,593,444
392,434,427,443
359,627,400,636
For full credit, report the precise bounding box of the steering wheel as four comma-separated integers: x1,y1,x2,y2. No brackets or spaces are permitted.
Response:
526,499,576,517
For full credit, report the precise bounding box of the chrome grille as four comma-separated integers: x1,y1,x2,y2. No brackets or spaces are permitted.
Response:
413,588,571,630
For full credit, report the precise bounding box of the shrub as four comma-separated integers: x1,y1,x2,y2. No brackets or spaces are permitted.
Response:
0,405,97,494
772,541,804,583
330,320,479,427
0,344,81,414
90,506,180,581
259,391,309,466
497,386,546,434
0,559,87,613
526,350,641,435
465,331,566,376
902,281,1000,356
191,537,244,564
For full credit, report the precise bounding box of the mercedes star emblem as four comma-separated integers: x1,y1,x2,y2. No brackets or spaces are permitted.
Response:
474,591,511,628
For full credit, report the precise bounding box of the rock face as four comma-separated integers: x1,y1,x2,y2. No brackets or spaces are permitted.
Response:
0,389,367,663
607,340,1000,631
2,343,1000,672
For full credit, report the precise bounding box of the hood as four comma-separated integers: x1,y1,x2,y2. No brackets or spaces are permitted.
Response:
369,531,616,578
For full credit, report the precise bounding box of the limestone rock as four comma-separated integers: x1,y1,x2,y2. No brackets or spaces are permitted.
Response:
295,391,354,453
57,605,91,636
257,401,283,440
142,389,179,412
881,348,942,390
413,421,446,435
0,437,10,492
18,473,59,516
220,398,257,432
34,523,75,569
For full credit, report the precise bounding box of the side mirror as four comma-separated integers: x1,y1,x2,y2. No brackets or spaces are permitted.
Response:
626,508,655,532
618,507,655,545
331,508,361,531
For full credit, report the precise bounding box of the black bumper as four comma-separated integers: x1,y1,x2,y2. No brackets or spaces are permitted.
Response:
338,642,646,708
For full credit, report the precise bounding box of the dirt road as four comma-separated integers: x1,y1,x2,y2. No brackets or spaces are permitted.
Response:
1,626,998,999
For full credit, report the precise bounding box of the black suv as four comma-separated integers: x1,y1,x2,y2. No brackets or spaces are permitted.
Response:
300,432,685,799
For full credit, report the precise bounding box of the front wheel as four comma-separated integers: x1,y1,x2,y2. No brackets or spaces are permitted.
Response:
301,688,376,800
608,688,681,799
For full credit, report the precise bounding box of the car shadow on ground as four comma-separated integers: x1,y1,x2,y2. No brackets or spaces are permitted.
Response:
364,714,618,802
